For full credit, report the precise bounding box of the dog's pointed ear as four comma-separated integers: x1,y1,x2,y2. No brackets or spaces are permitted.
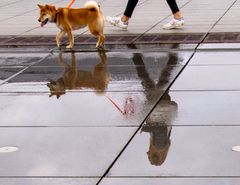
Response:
49,79,55,84
45,4,50,10
37,4,43,9
51,5,56,10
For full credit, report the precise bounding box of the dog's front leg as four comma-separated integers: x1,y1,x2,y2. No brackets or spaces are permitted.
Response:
66,30,74,49
56,30,65,48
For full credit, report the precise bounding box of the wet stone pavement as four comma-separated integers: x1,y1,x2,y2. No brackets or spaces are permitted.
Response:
0,44,240,185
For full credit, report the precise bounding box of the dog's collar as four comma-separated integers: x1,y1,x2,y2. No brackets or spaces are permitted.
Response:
54,11,59,23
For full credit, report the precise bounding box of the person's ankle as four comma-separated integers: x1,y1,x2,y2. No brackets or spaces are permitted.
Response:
121,16,129,23
175,17,184,21
173,12,183,20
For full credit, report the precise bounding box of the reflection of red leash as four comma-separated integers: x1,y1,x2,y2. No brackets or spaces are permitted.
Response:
67,0,75,8
106,96,135,116
106,96,124,115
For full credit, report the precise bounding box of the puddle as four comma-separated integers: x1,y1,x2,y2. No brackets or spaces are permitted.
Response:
47,51,109,98
0,50,191,127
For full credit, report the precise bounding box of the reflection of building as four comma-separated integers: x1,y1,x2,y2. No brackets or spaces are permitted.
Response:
142,92,177,166
130,47,179,166
47,51,109,98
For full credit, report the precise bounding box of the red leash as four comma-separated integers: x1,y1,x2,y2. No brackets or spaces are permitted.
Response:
67,0,75,8
106,96,135,116
106,96,124,115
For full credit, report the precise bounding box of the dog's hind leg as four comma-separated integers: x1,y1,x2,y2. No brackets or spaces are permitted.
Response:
96,33,105,48
88,21,105,48
56,30,65,48
89,29,105,48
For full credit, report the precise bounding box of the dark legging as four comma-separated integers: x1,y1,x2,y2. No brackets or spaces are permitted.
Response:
124,0,180,18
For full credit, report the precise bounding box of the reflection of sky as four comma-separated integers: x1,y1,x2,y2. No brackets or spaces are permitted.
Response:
0,52,187,93
0,51,188,127
0,93,148,126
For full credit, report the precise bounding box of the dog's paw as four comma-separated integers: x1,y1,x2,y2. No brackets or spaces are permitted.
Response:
66,45,73,49
96,44,104,50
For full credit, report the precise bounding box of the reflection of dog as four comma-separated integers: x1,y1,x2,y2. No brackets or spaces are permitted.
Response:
47,51,109,98
142,93,177,166
37,1,105,49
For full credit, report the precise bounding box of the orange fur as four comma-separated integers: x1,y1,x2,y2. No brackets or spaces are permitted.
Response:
37,1,105,49
47,51,109,98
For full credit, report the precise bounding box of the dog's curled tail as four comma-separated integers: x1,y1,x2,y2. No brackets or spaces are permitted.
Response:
84,1,100,11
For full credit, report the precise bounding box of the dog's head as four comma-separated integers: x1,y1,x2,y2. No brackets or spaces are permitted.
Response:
47,79,66,99
37,4,57,27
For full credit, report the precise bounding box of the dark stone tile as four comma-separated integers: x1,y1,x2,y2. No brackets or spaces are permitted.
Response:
107,126,240,176
118,36,137,42
84,37,97,43
171,34,187,41
223,33,239,41
186,34,204,42
0,127,135,176
204,33,240,43
136,35,158,42
154,35,172,42
34,36,56,43
74,36,92,43
205,33,223,42
0,36,13,44
5,37,25,44
105,36,121,42
135,34,204,44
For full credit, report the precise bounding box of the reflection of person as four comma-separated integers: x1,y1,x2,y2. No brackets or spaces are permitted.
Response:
106,0,184,30
47,51,109,98
131,48,179,104
142,92,177,166
131,48,179,165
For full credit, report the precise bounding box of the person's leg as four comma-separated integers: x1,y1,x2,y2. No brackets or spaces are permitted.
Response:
163,0,185,29
122,0,139,22
166,0,182,19
106,0,139,29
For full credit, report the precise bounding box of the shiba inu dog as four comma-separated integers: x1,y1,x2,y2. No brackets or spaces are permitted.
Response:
37,1,105,49
47,51,109,98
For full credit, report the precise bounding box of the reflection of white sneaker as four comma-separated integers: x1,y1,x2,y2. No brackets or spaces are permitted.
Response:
106,16,128,29
162,18,185,30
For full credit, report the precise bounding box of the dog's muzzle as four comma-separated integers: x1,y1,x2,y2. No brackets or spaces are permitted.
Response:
40,18,49,27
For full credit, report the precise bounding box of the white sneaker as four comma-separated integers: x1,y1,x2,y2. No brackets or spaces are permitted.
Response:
106,16,128,30
162,18,185,30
